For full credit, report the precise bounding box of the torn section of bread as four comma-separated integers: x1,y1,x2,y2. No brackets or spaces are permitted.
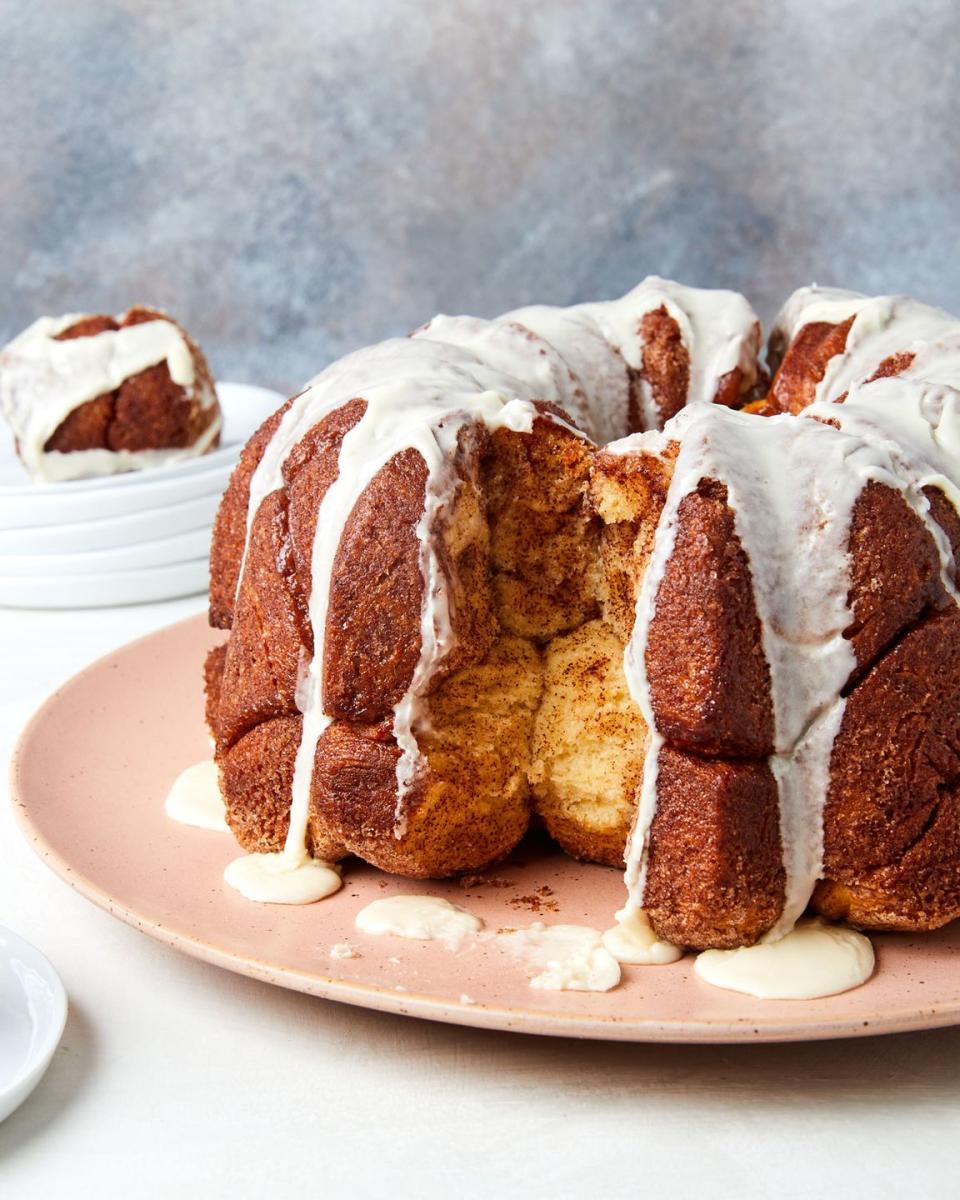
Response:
529,619,646,868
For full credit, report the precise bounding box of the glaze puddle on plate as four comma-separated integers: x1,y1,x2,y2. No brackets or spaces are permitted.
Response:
11,615,960,1043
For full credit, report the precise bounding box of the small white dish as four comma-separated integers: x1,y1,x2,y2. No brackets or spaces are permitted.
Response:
0,461,234,529
0,555,209,609
0,382,284,530
0,490,220,556
0,926,67,1123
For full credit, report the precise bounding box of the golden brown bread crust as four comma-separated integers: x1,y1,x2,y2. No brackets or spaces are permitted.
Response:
214,487,306,748
844,481,951,679
203,644,226,738
815,608,960,930
206,300,960,947
645,479,774,759
923,485,960,569
866,351,916,383
322,446,430,722
767,316,855,414
208,404,584,879
45,306,219,455
633,309,760,427
638,307,689,425
208,398,295,629
644,748,785,949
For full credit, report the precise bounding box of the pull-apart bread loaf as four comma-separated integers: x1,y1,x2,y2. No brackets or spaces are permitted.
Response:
206,277,960,950
0,306,219,482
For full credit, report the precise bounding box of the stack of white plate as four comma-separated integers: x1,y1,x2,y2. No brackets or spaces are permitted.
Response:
0,382,286,608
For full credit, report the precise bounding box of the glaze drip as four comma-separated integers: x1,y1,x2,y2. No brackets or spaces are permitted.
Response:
617,286,960,942
225,278,960,958
235,279,759,889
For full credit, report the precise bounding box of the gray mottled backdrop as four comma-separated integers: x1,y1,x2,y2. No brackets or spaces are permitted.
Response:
2,0,958,392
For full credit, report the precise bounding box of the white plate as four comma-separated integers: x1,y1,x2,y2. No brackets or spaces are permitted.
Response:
0,382,284,529
0,525,211,576
0,556,209,609
0,490,221,556
0,926,67,1123
12,616,960,1045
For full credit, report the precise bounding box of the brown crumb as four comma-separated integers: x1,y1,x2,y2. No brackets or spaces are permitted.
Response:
458,874,514,889
509,886,560,914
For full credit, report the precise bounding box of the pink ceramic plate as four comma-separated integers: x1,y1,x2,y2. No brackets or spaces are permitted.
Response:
11,616,960,1043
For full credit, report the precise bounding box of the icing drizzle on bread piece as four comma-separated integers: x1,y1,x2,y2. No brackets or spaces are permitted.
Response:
208,276,960,952
604,399,958,946
214,279,761,902
598,285,960,948
0,306,219,482
769,286,960,413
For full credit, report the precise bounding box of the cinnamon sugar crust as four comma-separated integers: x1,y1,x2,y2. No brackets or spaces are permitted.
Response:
205,286,960,949
643,748,785,950
644,478,774,759
767,316,855,414
639,306,689,425
815,608,960,931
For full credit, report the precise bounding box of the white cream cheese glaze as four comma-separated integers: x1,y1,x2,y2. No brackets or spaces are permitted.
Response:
414,314,584,428
354,899,622,992
500,923,621,992
581,276,761,428
602,907,683,965
615,284,960,952
232,279,759,888
354,895,483,949
164,760,229,832
694,918,875,999
502,303,632,445
773,287,960,406
0,312,217,482
223,853,342,904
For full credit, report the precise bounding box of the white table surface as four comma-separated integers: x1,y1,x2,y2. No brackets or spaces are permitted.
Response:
1,595,959,1199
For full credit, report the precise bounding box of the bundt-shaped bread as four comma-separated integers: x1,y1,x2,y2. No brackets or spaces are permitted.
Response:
0,305,219,482
206,277,960,951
